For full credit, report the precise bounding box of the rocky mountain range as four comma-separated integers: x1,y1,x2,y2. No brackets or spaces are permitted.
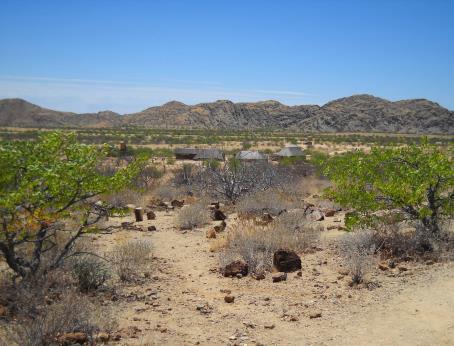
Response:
0,95,453,134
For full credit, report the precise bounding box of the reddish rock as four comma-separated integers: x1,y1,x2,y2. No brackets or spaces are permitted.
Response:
221,260,248,277
171,199,185,208
146,210,156,220
224,295,235,303
273,250,302,272
206,229,217,239
323,209,336,217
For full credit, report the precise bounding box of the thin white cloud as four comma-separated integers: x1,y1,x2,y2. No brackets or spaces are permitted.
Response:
0,75,317,113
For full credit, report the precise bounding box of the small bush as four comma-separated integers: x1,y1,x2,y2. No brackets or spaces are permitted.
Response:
175,203,210,230
152,185,180,202
220,217,321,274
340,230,376,285
71,255,111,292
110,240,152,282
236,189,296,217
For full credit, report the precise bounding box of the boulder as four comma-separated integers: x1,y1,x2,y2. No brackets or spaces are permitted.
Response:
323,209,336,217
171,199,185,208
272,272,287,283
273,250,302,272
224,295,235,303
212,209,226,221
146,210,156,220
147,226,157,232
221,260,248,277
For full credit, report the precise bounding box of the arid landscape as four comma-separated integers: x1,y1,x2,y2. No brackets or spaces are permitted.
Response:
1,1,454,345
0,129,453,345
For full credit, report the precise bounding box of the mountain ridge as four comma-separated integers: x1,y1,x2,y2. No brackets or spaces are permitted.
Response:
0,95,453,134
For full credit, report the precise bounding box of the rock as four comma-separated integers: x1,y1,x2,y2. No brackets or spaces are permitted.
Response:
97,332,110,342
308,210,324,221
273,250,302,272
252,272,266,280
272,272,287,283
206,229,217,239
296,271,302,277
147,225,157,232
426,260,435,265
58,332,88,345
309,311,322,319
224,295,235,303
146,210,156,220
214,220,227,232
326,225,338,230
0,305,7,317
221,260,248,277
398,266,409,272
210,202,220,210
212,209,226,221
323,209,336,217
196,303,213,314
378,262,389,271
264,323,275,329
388,260,396,268
171,199,184,208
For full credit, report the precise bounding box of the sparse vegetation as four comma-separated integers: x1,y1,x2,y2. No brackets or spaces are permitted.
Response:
175,203,210,230
109,240,152,282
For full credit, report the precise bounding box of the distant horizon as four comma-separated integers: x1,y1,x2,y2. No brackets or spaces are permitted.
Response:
1,1,453,113
2,92,452,115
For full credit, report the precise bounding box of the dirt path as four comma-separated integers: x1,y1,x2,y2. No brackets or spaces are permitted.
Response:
104,211,454,346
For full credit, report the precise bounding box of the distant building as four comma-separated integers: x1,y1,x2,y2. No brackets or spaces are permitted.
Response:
235,150,268,161
174,148,225,161
274,144,305,158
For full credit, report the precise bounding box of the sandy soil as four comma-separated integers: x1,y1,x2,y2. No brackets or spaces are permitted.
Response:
92,209,454,346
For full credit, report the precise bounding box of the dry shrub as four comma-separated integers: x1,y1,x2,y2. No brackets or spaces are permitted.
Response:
220,216,321,274
175,203,210,230
71,255,111,292
1,271,116,346
103,189,146,209
152,185,181,202
110,240,152,282
236,189,297,217
340,230,377,285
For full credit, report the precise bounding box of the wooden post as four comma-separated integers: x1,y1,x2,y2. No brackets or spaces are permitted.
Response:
134,207,143,222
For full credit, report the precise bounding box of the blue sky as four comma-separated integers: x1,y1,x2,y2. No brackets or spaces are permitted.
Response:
0,0,453,113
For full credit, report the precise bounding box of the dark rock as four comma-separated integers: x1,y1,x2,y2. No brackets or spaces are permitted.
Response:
221,260,248,277
171,199,184,208
273,250,302,272
272,272,287,282
146,210,156,220
224,295,235,303
212,209,226,221
147,226,157,232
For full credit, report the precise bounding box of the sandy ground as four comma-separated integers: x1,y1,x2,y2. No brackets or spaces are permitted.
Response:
90,209,454,346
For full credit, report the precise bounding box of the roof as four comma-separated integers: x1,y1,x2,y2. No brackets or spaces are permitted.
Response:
194,149,224,160
275,145,305,157
235,150,267,160
175,147,224,160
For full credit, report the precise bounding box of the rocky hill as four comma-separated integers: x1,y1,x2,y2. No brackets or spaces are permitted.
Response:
0,95,453,134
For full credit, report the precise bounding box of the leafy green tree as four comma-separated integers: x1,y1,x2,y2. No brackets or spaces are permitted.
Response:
321,140,453,235
0,132,145,278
